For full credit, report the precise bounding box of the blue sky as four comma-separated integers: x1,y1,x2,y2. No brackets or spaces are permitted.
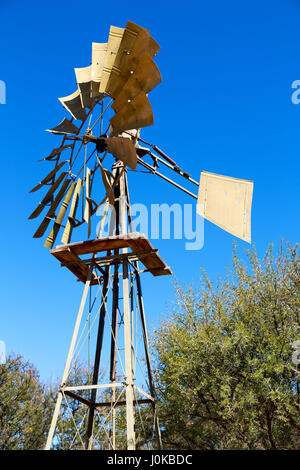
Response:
0,0,299,381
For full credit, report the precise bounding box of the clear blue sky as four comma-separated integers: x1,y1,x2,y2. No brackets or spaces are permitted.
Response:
0,0,299,381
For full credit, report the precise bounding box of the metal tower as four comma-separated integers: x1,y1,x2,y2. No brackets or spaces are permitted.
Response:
45,165,167,449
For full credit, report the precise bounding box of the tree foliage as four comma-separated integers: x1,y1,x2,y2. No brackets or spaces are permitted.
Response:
153,242,300,449
2,242,299,450
0,354,52,450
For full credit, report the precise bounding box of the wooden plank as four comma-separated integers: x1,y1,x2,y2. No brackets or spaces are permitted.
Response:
51,247,98,284
51,233,172,278
53,233,143,256
127,237,172,275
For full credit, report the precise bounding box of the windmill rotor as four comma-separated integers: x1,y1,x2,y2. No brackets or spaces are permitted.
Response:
30,19,254,249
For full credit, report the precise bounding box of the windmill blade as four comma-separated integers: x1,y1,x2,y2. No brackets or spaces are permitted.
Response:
44,181,77,248
30,160,68,193
106,137,137,170
33,178,71,238
105,21,149,96
197,171,253,243
62,178,82,244
29,172,68,219
110,31,160,99
84,167,92,237
109,92,153,136
98,160,115,206
58,89,87,121
99,25,125,94
121,128,140,146
111,54,161,113
121,32,160,79
37,145,73,162
75,66,94,108
91,42,108,98
46,118,79,135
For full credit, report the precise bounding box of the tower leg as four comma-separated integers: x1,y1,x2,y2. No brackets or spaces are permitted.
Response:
123,257,135,450
45,266,93,450
119,169,136,450
135,270,162,450
85,264,110,449
109,260,119,449
124,172,162,450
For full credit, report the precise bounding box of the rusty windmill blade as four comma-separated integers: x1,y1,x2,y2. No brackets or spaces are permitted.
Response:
98,159,115,206
111,54,161,114
83,134,137,170
109,92,153,136
75,66,94,108
29,160,69,193
91,42,108,98
98,25,125,94
44,181,77,248
84,167,92,238
109,31,160,100
61,178,82,245
29,172,68,219
33,178,71,238
58,89,87,121
37,145,73,162
104,21,149,96
105,136,137,170
46,118,79,135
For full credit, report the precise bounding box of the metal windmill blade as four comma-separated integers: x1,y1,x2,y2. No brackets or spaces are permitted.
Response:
58,89,87,121
37,145,73,162
74,66,93,108
91,42,107,97
46,118,79,135
104,21,149,96
33,178,71,238
61,178,82,244
44,181,77,248
29,172,68,219
111,54,161,114
98,25,125,94
108,25,160,99
30,160,68,193
110,92,153,136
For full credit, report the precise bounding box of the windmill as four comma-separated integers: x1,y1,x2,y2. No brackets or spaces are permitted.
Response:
29,20,253,450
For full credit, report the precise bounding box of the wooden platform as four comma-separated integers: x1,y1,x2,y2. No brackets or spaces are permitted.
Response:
51,233,172,284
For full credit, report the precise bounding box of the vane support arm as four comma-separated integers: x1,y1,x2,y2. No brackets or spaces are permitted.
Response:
135,136,199,187
136,157,198,200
